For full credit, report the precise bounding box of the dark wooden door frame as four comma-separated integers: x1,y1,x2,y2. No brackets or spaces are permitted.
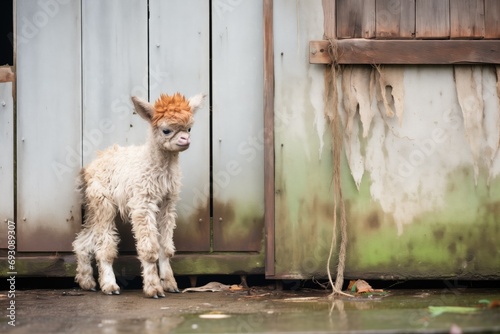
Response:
263,0,275,277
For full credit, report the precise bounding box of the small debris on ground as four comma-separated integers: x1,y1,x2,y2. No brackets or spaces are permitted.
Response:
428,306,478,317
182,282,244,293
478,299,500,309
348,279,384,295
62,290,84,296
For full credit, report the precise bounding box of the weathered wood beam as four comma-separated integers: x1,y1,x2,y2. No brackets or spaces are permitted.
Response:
310,40,500,64
263,0,275,278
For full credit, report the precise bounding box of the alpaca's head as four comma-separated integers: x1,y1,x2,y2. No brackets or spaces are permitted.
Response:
131,92,205,152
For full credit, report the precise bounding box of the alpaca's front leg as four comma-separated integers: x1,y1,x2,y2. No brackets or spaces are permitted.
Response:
131,207,165,298
158,202,179,293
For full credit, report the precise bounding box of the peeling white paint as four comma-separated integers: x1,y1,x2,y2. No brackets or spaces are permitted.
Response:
310,67,327,157
339,66,500,235
340,66,373,189
482,67,500,182
377,66,405,125
455,66,485,183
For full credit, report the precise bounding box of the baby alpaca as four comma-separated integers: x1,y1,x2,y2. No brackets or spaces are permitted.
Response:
73,92,204,298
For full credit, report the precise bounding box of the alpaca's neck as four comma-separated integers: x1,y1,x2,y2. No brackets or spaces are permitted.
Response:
145,134,179,170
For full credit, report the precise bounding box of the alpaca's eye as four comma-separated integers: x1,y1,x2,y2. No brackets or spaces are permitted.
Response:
188,128,191,132
162,129,172,135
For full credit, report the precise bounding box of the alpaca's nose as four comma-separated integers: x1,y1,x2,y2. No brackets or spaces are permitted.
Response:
178,135,190,146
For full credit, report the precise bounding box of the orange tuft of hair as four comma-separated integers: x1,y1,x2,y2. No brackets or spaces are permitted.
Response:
152,92,193,127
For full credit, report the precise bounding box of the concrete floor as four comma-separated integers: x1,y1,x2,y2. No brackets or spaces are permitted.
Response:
1,285,500,333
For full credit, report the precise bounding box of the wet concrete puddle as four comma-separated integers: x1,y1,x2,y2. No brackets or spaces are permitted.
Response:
1,288,499,333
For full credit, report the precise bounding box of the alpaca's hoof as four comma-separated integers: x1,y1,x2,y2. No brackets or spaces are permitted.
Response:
101,284,120,295
165,286,179,293
161,279,179,293
76,276,97,291
150,292,165,299
144,285,165,298
103,290,120,296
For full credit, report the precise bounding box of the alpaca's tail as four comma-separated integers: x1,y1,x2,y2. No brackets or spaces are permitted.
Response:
76,168,87,201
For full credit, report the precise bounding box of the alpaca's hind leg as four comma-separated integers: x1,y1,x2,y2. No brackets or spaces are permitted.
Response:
73,227,97,291
93,199,120,295
95,222,120,295
158,203,179,293
131,206,164,298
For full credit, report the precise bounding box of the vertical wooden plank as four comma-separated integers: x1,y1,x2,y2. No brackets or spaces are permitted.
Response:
82,0,148,165
82,0,148,252
149,0,210,252
0,81,14,248
264,0,275,276
336,0,375,39
323,0,335,38
485,0,500,39
416,0,450,39
212,0,264,251
16,0,81,251
376,0,415,39
450,0,485,39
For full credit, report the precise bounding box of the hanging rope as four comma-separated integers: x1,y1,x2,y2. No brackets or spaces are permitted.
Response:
324,39,351,298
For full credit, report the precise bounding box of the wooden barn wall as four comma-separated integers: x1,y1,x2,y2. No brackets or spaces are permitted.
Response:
336,0,500,39
9,0,263,260
11,0,213,253
273,0,500,279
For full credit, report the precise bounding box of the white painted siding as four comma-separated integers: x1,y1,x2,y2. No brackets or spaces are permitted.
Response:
82,0,149,165
16,0,82,251
0,82,14,248
212,0,264,251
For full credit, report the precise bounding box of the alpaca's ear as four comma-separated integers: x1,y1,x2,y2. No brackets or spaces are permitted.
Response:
131,96,154,122
188,93,205,113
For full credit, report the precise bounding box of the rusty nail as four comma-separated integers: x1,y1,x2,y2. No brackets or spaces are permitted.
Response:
1,101,6,107
23,217,26,221
198,218,202,223
218,217,223,222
